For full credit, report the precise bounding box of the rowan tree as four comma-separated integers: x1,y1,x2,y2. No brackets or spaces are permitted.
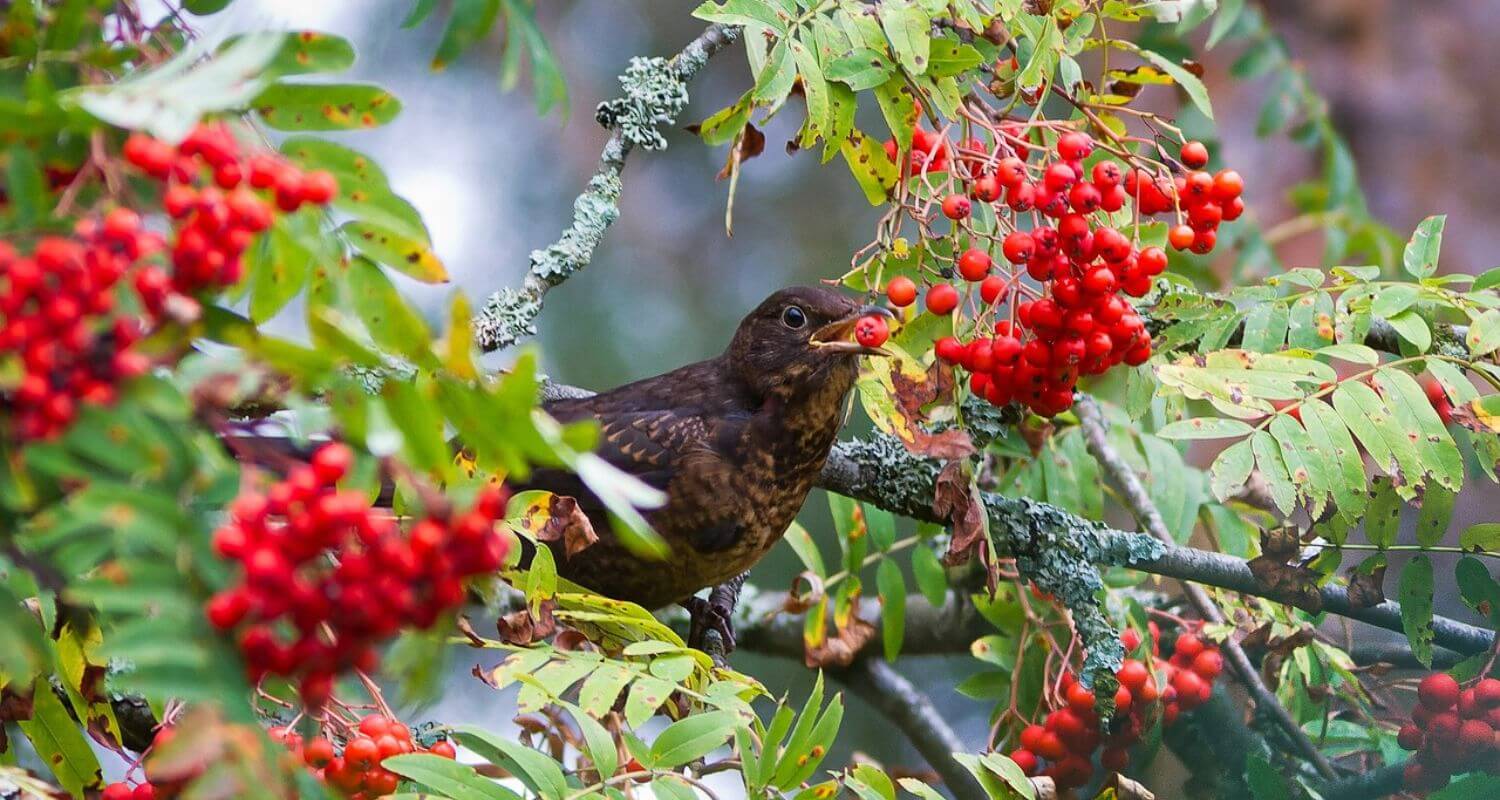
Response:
2,2,1499,800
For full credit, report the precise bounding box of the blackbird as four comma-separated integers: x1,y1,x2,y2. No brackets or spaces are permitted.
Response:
517,286,892,650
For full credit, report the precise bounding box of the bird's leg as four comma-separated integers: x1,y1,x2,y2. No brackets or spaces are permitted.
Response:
682,573,748,659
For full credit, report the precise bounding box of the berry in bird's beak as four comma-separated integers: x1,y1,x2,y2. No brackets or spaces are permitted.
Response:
809,305,894,356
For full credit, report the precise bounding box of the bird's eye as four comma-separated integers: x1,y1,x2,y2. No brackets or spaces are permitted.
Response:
781,306,807,329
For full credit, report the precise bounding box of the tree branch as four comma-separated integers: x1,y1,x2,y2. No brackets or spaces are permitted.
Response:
835,658,987,800
816,428,1496,658
1315,762,1405,800
474,23,740,352
1074,395,1338,781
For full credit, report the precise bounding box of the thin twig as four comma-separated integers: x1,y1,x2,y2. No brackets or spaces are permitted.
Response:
1073,395,1338,781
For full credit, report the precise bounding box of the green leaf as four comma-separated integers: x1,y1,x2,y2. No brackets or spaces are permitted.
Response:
1373,369,1464,492
1473,267,1500,292
1269,413,1334,519
840,129,899,206
432,0,500,68
650,710,741,768
771,674,826,789
1456,557,1500,627
692,0,789,30
878,0,931,75
1298,398,1368,523
1251,430,1297,514
928,37,985,77
1398,555,1436,667
281,137,430,242
752,39,797,107
1416,487,1456,548
453,726,568,800
1317,343,1381,365
1332,381,1420,492
1157,417,1253,440
1132,45,1214,120
254,82,402,130
1467,309,1500,356
1287,291,1334,349
1209,438,1255,502
783,521,826,576
384,753,520,800
231,31,356,78
70,33,283,142
623,676,675,728
1386,311,1431,352
185,0,234,12
827,48,895,90
347,257,434,364
1246,753,1290,800
1461,523,1500,553
403,0,438,27
1369,284,1419,319
1403,215,1447,278
910,544,947,607
341,221,448,283
17,676,102,796
873,75,918,153
1240,302,1289,352
247,222,314,322
3,146,46,225
1365,478,1401,548
877,558,906,661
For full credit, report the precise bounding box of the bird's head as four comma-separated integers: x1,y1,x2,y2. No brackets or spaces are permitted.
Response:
727,286,893,400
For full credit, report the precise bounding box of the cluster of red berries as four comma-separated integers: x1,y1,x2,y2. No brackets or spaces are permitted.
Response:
1007,625,1224,789
101,715,455,799
879,128,1242,416
274,714,455,798
122,123,336,292
1396,673,1500,792
0,223,158,440
205,443,510,705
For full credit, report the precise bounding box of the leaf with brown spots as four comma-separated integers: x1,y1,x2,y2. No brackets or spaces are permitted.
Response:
221,30,355,79
340,221,448,283
254,82,403,131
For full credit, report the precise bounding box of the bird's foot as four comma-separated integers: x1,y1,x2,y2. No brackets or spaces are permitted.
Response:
682,596,737,658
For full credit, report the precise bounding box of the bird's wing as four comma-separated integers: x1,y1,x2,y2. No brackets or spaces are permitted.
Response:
516,406,744,530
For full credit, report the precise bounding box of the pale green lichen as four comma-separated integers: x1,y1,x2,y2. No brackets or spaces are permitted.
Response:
594,56,689,152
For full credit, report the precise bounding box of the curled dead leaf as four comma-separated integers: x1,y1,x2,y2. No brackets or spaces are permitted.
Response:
783,571,825,615
497,600,557,645
804,614,877,669
530,495,598,559
934,461,986,568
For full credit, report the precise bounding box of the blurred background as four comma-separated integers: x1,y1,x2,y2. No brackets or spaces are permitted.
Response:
169,0,1500,790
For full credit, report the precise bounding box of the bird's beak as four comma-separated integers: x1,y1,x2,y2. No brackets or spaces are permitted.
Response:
809,305,895,357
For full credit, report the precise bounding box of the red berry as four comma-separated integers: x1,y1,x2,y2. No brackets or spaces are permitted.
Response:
1034,731,1066,760
311,442,354,485
979,275,1006,305
971,175,1002,203
1476,678,1500,708
935,336,965,364
1168,224,1195,251
360,714,393,738
301,170,338,204
926,284,960,315
1458,719,1493,753
958,248,992,281
305,737,336,767
1101,746,1129,771
854,315,889,348
1043,162,1077,192
886,276,917,307
1065,683,1095,713
1019,724,1047,752
941,194,971,221
1397,723,1424,751
429,739,458,759
1191,649,1224,679
1420,673,1462,711
344,736,379,768
1056,131,1093,161
1211,169,1244,202
1001,231,1035,264
1179,140,1209,169
1010,749,1038,776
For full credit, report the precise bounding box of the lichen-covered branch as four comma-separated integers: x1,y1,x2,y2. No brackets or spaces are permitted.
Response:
1074,395,1337,781
837,658,987,800
816,430,1496,657
474,23,741,352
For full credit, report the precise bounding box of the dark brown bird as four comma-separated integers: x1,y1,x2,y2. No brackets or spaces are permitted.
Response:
518,286,891,649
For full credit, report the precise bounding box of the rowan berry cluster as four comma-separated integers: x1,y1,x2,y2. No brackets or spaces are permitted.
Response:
101,715,456,799
879,125,1242,416
1007,625,1225,789
122,123,336,293
276,714,456,799
1396,672,1500,792
0,223,157,440
1,123,338,444
205,443,510,706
